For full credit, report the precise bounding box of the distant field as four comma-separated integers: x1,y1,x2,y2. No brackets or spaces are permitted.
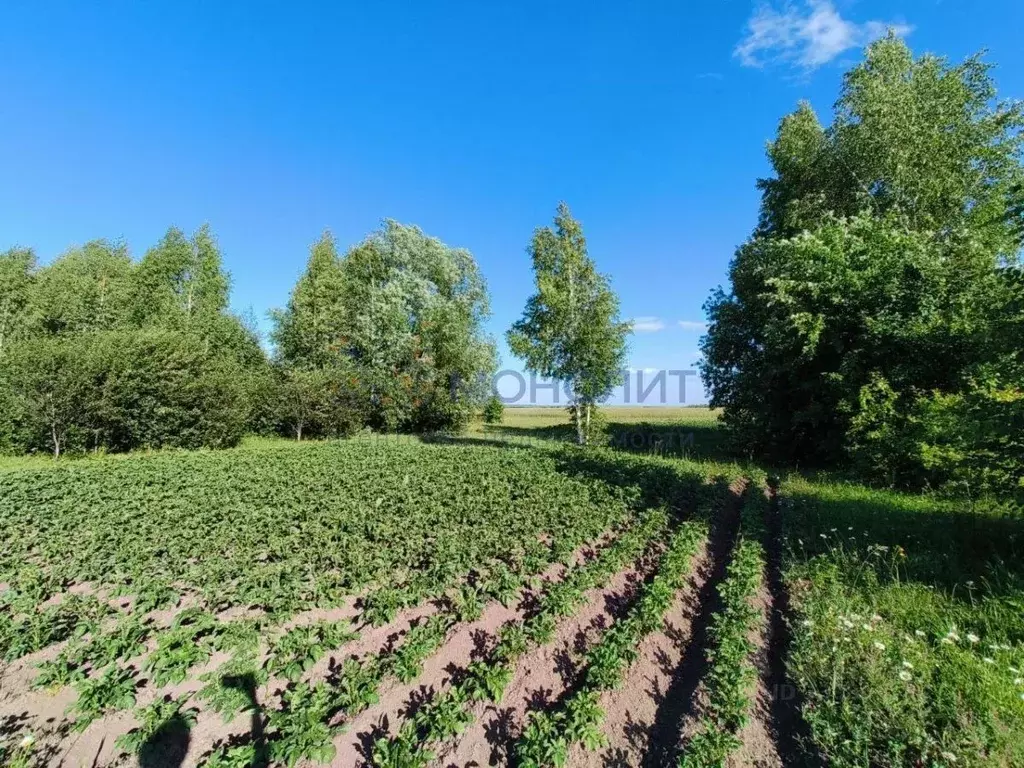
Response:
1,410,1021,768
496,405,721,428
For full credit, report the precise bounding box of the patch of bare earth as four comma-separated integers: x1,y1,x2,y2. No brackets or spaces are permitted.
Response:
438,546,665,768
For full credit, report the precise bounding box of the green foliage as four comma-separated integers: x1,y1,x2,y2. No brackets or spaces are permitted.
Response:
265,620,358,682
32,240,133,335
116,694,198,755
371,723,433,768
0,440,631,619
783,475,1024,767
0,247,36,359
67,665,137,731
508,202,630,445
0,593,111,662
197,657,268,722
482,395,504,424
271,222,496,434
145,610,222,687
702,36,1024,495
680,493,766,768
266,681,338,767
0,224,266,457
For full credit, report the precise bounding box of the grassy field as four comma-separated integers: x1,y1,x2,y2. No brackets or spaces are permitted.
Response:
1,408,1021,767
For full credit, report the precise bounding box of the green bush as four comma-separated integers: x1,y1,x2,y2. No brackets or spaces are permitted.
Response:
482,395,504,424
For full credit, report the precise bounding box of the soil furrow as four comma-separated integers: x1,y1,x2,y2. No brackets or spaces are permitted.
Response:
437,549,663,768
638,481,745,768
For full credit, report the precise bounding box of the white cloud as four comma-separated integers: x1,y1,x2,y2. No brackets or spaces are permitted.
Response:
735,1,912,70
631,316,666,332
678,320,708,331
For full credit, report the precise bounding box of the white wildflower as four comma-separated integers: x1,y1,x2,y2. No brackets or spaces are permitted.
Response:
19,734,34,750
902,660,913,669
873,641,886,651
899,670,912,682
967,633,980,644
914,629,926,638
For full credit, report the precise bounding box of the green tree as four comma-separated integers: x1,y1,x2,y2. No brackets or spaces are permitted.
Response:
508,203,630,445
33,240,134,335
0,247,37,357
270,222,496,434
338,221,496,431
131,225,230,329
1,336,93,457
269,232,347,369
702,36,1024,488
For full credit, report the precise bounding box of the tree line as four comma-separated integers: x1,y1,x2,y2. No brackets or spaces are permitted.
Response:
0,208,628,456
702,35,1024,500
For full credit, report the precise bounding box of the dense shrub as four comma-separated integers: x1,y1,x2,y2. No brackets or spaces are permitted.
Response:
0,330,252,455
482,395,504,424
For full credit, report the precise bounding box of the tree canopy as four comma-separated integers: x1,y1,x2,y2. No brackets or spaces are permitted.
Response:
702,35,1024,495
508,203,630,444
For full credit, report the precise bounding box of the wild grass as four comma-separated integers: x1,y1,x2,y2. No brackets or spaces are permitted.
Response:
782,475,1024,767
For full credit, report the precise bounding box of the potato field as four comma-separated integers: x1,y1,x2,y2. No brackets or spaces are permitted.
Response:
1,413,1022,768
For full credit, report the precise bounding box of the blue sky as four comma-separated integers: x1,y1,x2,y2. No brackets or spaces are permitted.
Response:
3,1,1023,404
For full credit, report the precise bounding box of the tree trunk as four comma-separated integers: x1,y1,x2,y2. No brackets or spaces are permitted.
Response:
51,425,61,459
296,422,303,441
574,404,585,446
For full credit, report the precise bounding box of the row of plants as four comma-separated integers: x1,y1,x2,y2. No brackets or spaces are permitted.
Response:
194,516,659,767
781,476,1024,767
512,518,708,767
678,489,767,767
367,507,677,768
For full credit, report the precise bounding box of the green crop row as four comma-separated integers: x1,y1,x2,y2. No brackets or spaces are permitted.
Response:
196,517,651,768
514,519,707,768
367,507,675,768
679,489,766,768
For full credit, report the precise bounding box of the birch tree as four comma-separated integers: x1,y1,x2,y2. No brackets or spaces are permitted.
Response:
508,203,630,445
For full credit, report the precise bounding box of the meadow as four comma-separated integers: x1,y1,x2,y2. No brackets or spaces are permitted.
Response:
1,408,1022,768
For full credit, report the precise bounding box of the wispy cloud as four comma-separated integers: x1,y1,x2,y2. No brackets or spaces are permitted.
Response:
678,320,708,331
631,316,666,332
735,0,912,70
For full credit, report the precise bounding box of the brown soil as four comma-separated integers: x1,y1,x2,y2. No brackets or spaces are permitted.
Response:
561,541,710,768
438,547,663,768
0,526,681,768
